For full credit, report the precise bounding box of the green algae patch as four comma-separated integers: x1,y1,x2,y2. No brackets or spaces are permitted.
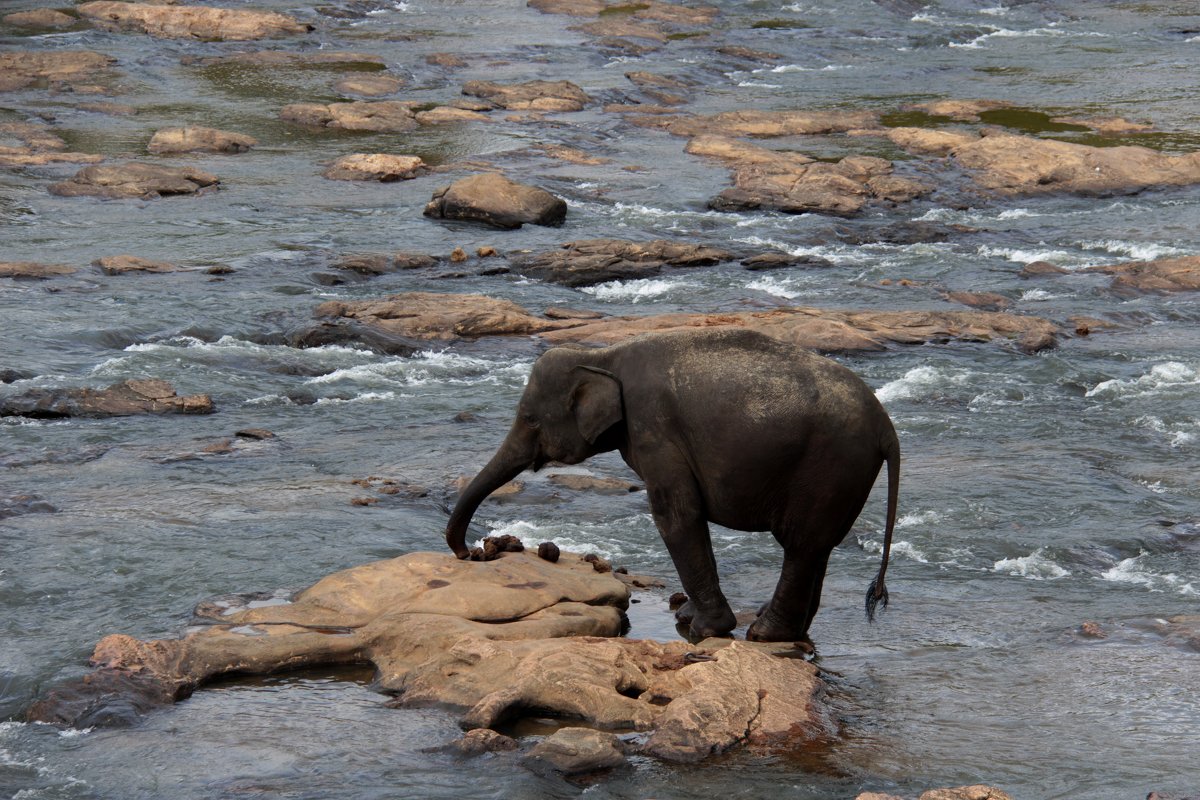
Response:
750,18,810,29
976,108,1092,135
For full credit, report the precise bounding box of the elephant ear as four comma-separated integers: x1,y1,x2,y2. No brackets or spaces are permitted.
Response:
571,366,623,444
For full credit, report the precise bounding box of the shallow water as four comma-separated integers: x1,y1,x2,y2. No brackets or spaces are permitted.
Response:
2,0,1199,797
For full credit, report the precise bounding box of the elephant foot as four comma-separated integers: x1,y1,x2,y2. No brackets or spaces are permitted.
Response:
675,600,735,639
746,612,810,644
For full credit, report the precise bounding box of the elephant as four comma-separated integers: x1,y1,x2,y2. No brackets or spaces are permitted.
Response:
445,328,899,644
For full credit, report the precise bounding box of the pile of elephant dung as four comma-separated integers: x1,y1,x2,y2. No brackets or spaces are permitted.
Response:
27,550,829,767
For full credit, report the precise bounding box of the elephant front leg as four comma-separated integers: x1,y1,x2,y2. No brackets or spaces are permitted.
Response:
747,550,829,644
646,483,736,639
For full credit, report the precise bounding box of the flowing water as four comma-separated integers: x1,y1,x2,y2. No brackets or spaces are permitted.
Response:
2,0,1199,797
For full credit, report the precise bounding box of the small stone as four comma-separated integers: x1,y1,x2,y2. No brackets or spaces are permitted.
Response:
523,727,627,776
450,247,469,263
1019,261,1068,278
668,592,688,610
476,246,498,258
351,497,379,507
322,153,426,182
93,255,177,275
1079,621,1107,639
235,428,275,440
583,553,612,574
453,411,478,423
147,127,256,155
537,542,560,563
334,75,404,97
454,729,517,755
427,52,468,68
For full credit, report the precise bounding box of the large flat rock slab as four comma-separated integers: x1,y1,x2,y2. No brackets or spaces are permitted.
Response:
0,379,214,418
1085,255,1200,294
309,291,1060,353
27,550,828,763
511,238,733,287
49,162,219,199
0,50,117,93
462,79,590,112
885,127,1200,197
78,1,311,40
634,109,880,138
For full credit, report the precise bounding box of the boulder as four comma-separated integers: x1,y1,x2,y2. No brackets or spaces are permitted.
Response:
547,473,641,494
27,550,829,765
511,238,732,287
312,292,565,340
334,75,404,97
0,262,77,279
462,80,590,112
686,135,930,216
77,1,311,40
884,127,1200,197
322,153,427,182
634,109,880,138
0,50,116,93
1084,255,1200,294
423,173,567,230
280,101,419,132
3,8,77,29
311,291,1060,353
453,729,518,755
0,379,213,418
48,163,219,199
92,255,178,274
523,728,627,775
333,252,439,274
146,127,256,155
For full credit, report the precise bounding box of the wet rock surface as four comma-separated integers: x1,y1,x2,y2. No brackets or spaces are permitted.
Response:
423,173,567,229
511,238,732,286
0,50,117,93
1084,255,1200,294
49,163,220,199
280,101,420,132
0,122,103,167
0,378,214,418
77,1,312,40
92,255,179,274
0,262,78,279
28,550,828,764
147,127,257,155
462,79,590,112
322,153,427,182
855,787,1014,800
3,8,79,29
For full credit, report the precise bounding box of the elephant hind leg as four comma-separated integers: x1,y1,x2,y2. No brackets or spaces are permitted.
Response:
747,549,830,644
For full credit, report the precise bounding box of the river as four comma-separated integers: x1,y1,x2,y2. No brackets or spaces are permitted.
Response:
2,0,1198,797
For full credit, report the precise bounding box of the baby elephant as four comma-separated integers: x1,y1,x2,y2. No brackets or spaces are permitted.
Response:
445,328,898,644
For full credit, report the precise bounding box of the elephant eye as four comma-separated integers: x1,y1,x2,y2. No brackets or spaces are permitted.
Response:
521,412,541,430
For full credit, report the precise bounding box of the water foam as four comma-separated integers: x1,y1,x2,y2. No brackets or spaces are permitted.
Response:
1078,240,1192,261
1101,554,1197,595
993,548,1070,580
581,278,691,302
875,366,973,403
1085,362,1199,400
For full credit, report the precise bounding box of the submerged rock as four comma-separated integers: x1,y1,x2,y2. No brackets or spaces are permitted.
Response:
280,101,419,132
634,109,880,138
0,379,214,418
49,163,219,199
28,550,828,765
77,1,312,40
523,728,627,775
423,173,567,229
0,122,103,166
901,99,1014,122
884,127,1200,197
0,50,116,93
147,127,257,155
334,74,404,97
855,787,1014,800
462,80,590,112
511,238,732,287
322,153,427,181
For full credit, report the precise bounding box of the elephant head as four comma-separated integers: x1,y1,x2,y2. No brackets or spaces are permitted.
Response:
445,348,624,559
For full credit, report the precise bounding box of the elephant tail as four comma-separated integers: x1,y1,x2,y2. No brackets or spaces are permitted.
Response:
865,432,899,622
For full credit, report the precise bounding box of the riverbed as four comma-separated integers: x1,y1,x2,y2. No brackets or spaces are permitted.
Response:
2,0,1199,797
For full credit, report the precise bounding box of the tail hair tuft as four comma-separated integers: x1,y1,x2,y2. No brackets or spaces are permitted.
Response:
864,576,889,623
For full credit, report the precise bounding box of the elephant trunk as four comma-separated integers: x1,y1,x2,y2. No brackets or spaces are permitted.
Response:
445,435,532,559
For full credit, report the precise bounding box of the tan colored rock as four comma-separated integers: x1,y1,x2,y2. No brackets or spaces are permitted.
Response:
334,252,438,274
322,153,426,182
93,255,177,274
334,75,404,97
78,1,311,40
942,290,1011,311
147,126,256,155
885,127,1200,196
1085,255,1200,293
512,238,731,287
426,52,468,68
536,144,611,165
0,151,103,166
528,0,607,15
548,473,641,493
573,18,667,42
524,728,627,775
687,135,930,215
312,291,1059,353
0,379,213,418
919,787,1014,800
313,292,567,340
638,109,880,138
462,79,590,112
0,262,77,279
280,101,419,132
423,173,567,229
48,162,219,199
0,50,116,92
716,45,782,61
3,8,76,29
414,106,491,125
0,122,102,167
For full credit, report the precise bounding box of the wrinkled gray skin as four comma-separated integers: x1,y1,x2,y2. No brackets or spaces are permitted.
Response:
446,328,899,643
